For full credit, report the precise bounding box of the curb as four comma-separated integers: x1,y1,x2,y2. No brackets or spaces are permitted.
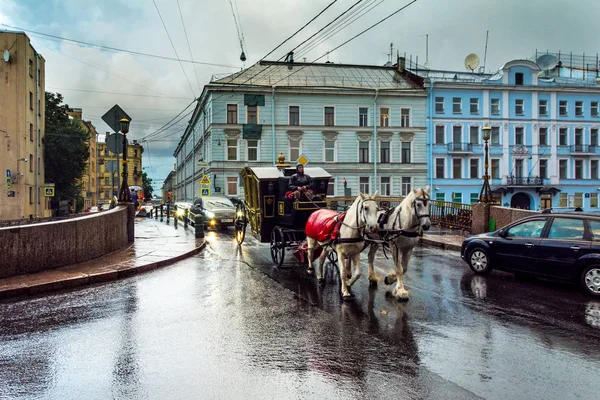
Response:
419,237,462,252
0,241,206,301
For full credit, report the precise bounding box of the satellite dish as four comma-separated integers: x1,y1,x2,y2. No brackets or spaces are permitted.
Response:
465,53,480,71
536,54,558,71
3,50,9,63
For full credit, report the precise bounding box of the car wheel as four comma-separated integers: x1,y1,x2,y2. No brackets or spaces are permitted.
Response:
581,264,600,297
467,247,493,274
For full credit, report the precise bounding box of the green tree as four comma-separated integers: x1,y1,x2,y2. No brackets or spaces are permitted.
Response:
142,171,154,200
44,92,90,201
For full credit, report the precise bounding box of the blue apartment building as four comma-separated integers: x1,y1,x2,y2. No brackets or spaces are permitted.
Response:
173,60,428,201
423,54,600,211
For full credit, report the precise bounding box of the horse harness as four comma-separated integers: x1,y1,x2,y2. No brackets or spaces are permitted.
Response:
333,197,378,245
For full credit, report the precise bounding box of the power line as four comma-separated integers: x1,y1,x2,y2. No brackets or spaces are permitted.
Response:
177,0,202,94
141,99,197,141
1,23,239,69
46,87,192,100
152,0,196,97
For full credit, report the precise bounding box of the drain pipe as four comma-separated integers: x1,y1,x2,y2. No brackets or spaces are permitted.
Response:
272,86,276,164
428,81,435,192
35,53,40,217
373,88,379,192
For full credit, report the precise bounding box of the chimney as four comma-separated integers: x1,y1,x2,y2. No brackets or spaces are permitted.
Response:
397,56,406,73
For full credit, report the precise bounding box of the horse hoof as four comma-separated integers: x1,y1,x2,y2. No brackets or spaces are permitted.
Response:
368,279,378,287
307,268,314,276
394,289,410,301
343,294,354,302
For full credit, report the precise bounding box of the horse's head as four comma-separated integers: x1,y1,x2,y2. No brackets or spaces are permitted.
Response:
410,185,431,232
359,190,379,234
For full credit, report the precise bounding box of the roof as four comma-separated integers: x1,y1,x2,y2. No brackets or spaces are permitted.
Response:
243,167,331,180
412,68,493,83
213,60,419,89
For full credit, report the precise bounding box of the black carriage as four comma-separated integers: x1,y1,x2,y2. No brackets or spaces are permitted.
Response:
234,165,332,267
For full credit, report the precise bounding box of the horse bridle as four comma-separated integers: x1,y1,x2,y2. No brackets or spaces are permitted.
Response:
342,197,377,231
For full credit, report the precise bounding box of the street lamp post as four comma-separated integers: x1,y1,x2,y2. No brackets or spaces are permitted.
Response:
118,118,131,203
479,124,492,203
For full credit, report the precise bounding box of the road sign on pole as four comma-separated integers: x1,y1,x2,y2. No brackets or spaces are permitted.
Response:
201,188,210,197
101,105,132,133
200,174,211,185
198,161,209,168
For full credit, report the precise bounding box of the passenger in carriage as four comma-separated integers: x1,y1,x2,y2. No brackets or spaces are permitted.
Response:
288,163,315,201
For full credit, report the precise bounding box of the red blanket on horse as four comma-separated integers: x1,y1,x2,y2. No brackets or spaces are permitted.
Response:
305,209,345,243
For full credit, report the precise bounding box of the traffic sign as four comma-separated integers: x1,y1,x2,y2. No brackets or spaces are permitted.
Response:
106,133,126,154
201,188,210,197
200,174,211,185
198,161,209,168
7,190,15,197
44,187,55,197
6,177,11,188
101,104,132,133
297,154,309,165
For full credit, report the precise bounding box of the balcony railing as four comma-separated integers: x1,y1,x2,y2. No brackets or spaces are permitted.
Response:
447,142,473,152
510,145,532,158
571,144,597,153
505,176,544,186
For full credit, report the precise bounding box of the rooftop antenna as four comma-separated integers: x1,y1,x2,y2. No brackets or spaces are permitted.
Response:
389,43,394,64
425,34,429,68
465,53,480,72
482,30,489,72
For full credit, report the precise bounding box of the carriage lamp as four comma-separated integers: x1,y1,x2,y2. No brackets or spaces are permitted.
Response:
119,117,130,134
479,124,492,203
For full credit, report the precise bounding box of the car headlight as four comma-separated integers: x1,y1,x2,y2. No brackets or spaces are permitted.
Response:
237,211,244,218
205,211,215,218
176,208,185,216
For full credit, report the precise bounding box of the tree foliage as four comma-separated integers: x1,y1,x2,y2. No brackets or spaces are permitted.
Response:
44,92,90,199
142,171,154,200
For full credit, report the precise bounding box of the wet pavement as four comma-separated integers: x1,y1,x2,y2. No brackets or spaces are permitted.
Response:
1,228,599,399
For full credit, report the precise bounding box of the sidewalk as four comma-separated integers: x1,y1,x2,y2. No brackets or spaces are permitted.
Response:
419,225,470,251
0,218,205,300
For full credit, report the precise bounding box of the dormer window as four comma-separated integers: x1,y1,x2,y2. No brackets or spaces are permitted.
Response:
515,73,524,86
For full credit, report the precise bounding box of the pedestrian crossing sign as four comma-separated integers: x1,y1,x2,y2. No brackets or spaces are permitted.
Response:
44,187,55,197
201,188,210,197
200,174,211,185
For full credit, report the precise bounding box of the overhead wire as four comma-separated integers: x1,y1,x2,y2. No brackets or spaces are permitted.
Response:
176,0,203,93
46,87,192,100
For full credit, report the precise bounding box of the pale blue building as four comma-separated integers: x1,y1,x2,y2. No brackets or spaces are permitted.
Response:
422,54,600,211
174,59,427,201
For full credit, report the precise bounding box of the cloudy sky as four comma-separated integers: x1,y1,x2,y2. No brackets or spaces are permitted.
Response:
2,0,600,191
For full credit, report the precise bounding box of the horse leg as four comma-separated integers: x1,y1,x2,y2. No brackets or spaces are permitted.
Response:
337,248,352,299
393,247,409,301
316,246,328,282
346,252,362,288
367,244,379,286
307,237,316,275
384,243,399,285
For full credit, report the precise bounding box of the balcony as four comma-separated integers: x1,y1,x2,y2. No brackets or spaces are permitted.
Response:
505,176,544,186
570,144,597,155
510,145,532,159
447,142,473,153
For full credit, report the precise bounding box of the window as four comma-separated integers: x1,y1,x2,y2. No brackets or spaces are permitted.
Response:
359,177,370,194
559,100,568,116
435,159,445,179
591,129,598,146
29,187,33,204
539,159,548,179
37,69,40,85
514,127,524,145
575,160,583,179
592,160,599,179
227,104,238,124
491,159,500,179
470,98,479,114
539,127,548,146
491,126,500,145
515,99,524,116
575,128,583,147
359,107,368,127
436,192,445,202
327,178,335,196
380,108,389,127
452,97,462,114
29,154,33,172
29,92,33,110
452,125,462,143
592,102,599,117
134,149,138,158
515,72,524,85
29,123,33,142
470,193,479,204
380,141,390,163
470,159,479,179
452,158,462,178
575,101,584,117
401,108,410,127
289,106,300,126
247,139,259,161
469,126,479,144
324,107,335,126
289,139,301,161
491,98,500,115
559,128,568,146
548,218,584,240
380,177,391,196
591,193,599,208
401,177,411,196
539,99,548,116
559,159,567,179
401,142,411,164
324,140,335,162
359,141,369,163
507,220,547,238
435,97,444,113
452,192,462,203
227,139,238,161
247,105,258,124
560,193,568,207
104,177,109,185
435,126,445,144
29,59,33,77
227,177,238,195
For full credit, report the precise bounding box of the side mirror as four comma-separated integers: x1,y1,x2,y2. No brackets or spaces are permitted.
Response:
498,229,506,238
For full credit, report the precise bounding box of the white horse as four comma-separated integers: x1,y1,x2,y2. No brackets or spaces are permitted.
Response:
367,186,431,301
306,191,380,300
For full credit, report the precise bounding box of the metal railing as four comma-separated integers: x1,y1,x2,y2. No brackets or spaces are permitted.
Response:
447,142,473,152
326,196,405,211
571,144,597,153
430,200,472,232
505,176,544,186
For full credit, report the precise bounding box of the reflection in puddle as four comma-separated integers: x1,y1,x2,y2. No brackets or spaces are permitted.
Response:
470,275,487,300
585,302,600,329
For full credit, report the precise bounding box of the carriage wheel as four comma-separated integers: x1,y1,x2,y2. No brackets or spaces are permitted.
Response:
270,227,285,267
234,203,247,245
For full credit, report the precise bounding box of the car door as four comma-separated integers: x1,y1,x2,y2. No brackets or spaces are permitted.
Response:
534,217,591,280
492,218,548,271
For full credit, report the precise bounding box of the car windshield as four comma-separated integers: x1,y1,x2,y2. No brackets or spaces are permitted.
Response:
204,199,234,209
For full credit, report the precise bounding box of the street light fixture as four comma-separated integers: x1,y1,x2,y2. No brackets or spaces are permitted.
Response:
118,118,131,203
479,124,492,203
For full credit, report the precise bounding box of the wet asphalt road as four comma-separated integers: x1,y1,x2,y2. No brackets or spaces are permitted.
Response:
1,229,599,400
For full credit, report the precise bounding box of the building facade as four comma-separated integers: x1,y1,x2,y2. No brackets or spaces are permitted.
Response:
97,136,144,204
424,55,600,211
174,59,427,202
0,31,49,219
67,108,99,209
162,170,176,203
